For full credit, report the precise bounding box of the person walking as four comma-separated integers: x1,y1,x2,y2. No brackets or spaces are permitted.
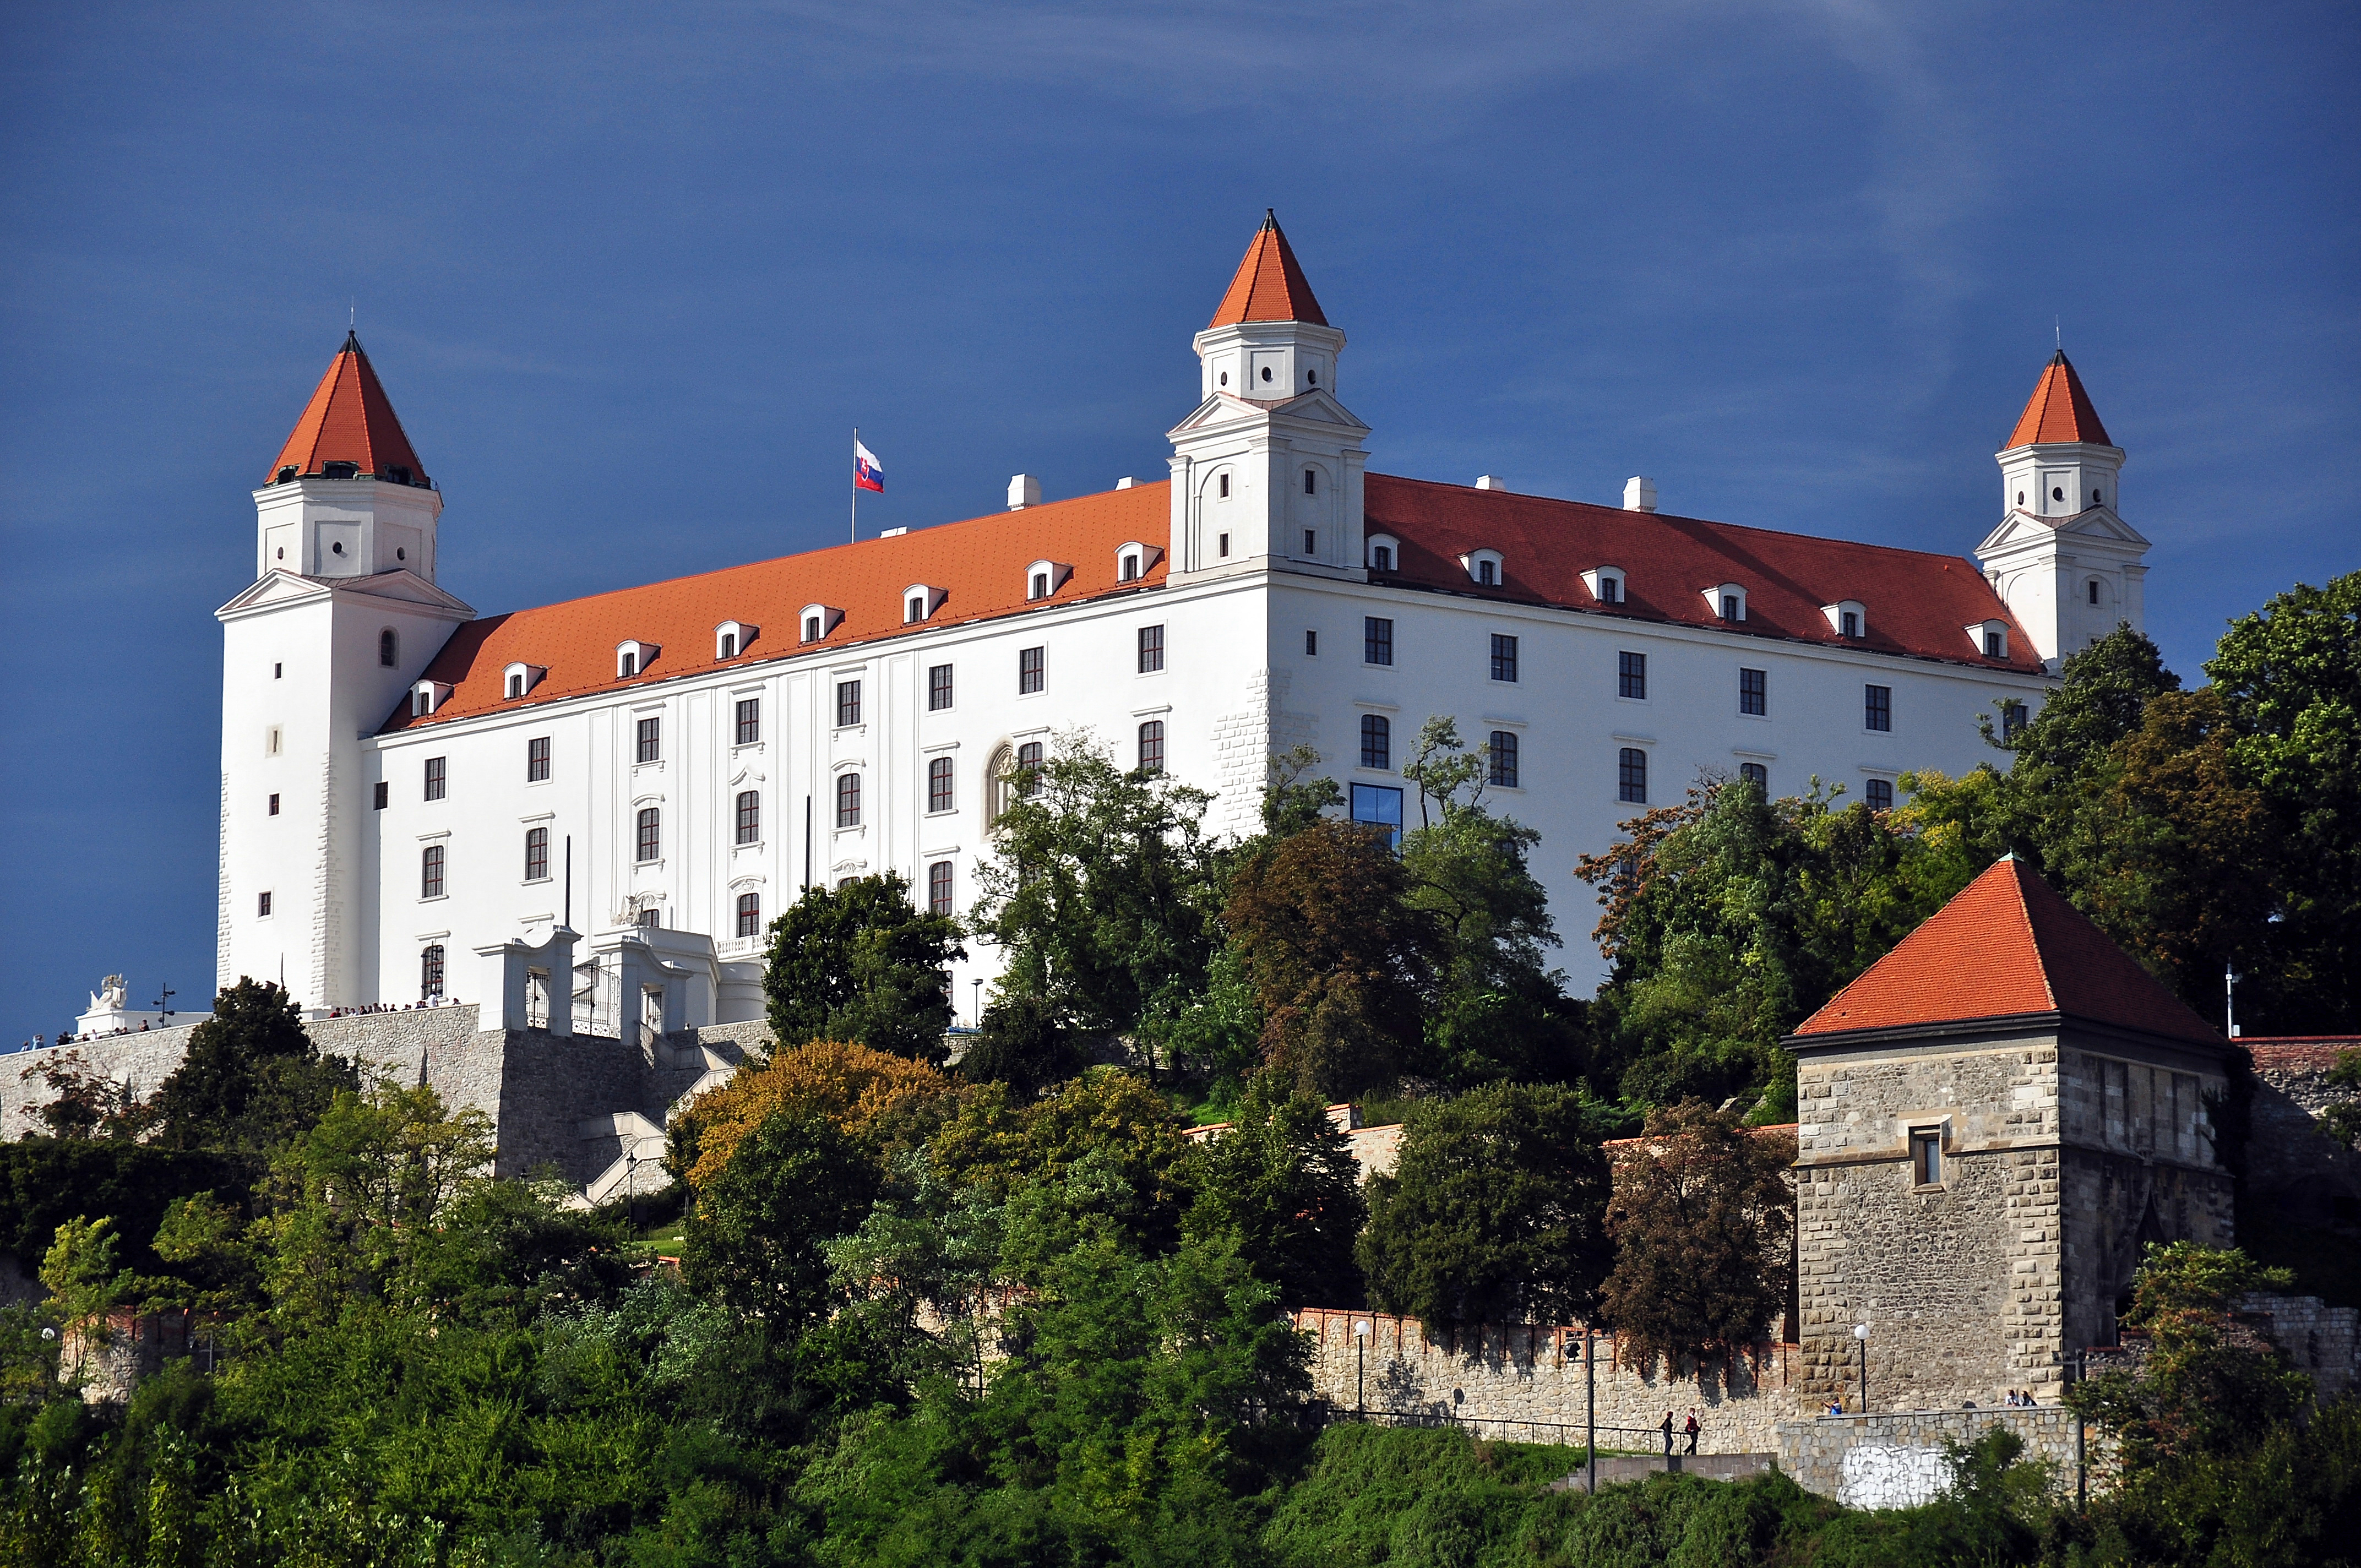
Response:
1660,1411,1674,1457
1684,1409,1700,1455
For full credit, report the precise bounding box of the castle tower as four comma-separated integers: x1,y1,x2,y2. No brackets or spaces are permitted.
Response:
1167,213,1370,579
1785,857,2234,1412
1976,352,2150,671
216,336,471,1012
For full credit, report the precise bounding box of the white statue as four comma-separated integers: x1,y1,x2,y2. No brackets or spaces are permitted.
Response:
89,975,128,1014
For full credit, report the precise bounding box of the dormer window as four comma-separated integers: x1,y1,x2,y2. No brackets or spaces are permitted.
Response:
1367,534,1399,571
410,680,451,717
714,620,757,660
1114,542,1161,584
1822,600,1867,639
1582,566,1625,605
901,586,946,624
1025,560,1073,602
1460,548,1504,588
800,604,843,643
276,466,298,484
616,640,658,679
502,662,546,700
385,465,412,485
1706,584,1748,622
322,460,359,480
1968,620,2010,660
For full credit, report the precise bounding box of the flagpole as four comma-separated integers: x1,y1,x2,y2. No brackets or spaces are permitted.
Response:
850,426,859,544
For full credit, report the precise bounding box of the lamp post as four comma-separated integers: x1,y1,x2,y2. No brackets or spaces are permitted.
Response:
1585,1324,1597,1495
1853,1322,1870,1414
1353,1319,1370,1417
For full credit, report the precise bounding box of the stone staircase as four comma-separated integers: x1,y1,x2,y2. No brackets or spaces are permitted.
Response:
571,1036,743,1208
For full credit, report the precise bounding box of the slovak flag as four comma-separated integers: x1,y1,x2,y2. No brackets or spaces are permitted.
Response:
854,440,884,493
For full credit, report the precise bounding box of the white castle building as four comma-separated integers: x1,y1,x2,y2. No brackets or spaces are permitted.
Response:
216,214,2147,1031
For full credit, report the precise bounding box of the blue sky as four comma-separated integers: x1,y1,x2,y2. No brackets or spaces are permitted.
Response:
2,2,2353,1036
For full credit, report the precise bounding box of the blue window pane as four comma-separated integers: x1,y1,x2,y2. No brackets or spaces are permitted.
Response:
1350,783,1404,850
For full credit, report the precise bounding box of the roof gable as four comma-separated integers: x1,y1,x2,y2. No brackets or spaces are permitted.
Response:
1793,857,2219,1043
270,333,430,485
1209,211,1328,328
2003,351,2113,450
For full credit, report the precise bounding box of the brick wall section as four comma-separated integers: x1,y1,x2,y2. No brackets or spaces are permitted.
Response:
1776,1407,2104,1508
2239,1291,2361,1398
1292,1308,1801,1455
2242,1039,2361,1219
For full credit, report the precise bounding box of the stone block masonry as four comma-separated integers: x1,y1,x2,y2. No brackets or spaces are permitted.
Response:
1293,1308,1801,1455
1777,1406,2104,1509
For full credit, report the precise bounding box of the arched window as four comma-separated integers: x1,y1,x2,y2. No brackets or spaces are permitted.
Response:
636,807,661,862
525,826,548,880
736,892,761,937
1017,741,1044,796
1618,748,1648,804
421,944,445,999
379,629,399,667
835,772,863,828
1138,720,1165,774
1359,713,1390,770
736,790,760,844
421,844,445,898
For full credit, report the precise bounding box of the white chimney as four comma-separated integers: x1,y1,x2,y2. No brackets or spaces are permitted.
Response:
1008,473,1042,510
1623,476,1658,513
1115,476,1136,490
1475,475,1507,491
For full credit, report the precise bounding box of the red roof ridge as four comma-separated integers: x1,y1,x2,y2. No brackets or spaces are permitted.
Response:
1793,857,2219,1045
269,332,431,487
2001,350,2113,451
1208,210,1328,328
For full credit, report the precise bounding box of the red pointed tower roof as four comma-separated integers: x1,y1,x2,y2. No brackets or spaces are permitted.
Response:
1793,857,2218,1043
2001,350,2112,451
268,332,430,486
1209,210,1328,328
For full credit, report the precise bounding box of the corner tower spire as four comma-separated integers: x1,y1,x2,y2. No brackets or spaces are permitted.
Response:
1208,210,1328,329
269,333,432,489
252,334,445,583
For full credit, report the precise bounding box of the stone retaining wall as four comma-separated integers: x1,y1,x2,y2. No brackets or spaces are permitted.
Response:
1293,1308,1802,1455
1776,1407,2099,1509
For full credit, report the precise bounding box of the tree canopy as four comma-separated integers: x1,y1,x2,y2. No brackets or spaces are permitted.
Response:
762,871,966,1063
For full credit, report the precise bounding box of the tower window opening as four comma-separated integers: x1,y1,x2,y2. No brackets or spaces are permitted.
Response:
1304,529,1318,555
2092,489,2102,505
1307,367,1316,385
379,629,398,667
2088,580,2101,605
1261,365,1273,382
1219,371,1228,387
2017,491,2026,505
276,466,297,484
1218,473,1231,499
1304,469,1317,495
1911,1128,1941,1185
1218,532,1230,558
2052,486,2065,501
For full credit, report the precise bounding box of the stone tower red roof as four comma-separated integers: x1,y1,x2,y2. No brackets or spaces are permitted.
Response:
268,331,431,486
1208,210,1328,328
2001,350,2112,451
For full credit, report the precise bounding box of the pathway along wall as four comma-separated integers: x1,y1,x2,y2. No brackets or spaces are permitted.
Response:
1292,1308,1801,1455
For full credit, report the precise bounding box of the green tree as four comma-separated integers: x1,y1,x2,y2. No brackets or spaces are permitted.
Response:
953,991,1084,1097
12,1050,154,1142
1599,1100,1796,1370
969,732,1227,1063
761,870,966,1064
146,979,356,1159
1180,1074,1367,1308
2206,571,2361,1032
683,1108,882,1331
1225,819,1444,1100
1357,1081,1613,1330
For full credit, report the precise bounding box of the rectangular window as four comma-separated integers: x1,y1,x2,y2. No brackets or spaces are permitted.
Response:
1138,720,1165,774
1016,741,1044,798
1018,646,1045,694
1865,778,1895,811
1350,782,1404,850
928,859,954,916
928,663,954,711
1739,761,1768,791
424,756,447,801
635,807,660,863
1739,667,1766,716
1985,630,2006,658
2001,700,2027,740
1487,730,1519,788
1305,629,1318,656
1364,617,1393,666
1865,684,1892,732
735,698,760,745
636,717,661,763
736,891,762,938
266,726,281,755
1138,624,1165,673
1303,529,1317,556
527,736,551,781
736,790,760,844
373,781,388,810
421,843,445,897
525,825,549,880
258,890,273,917
268,793,280,816
1618,651,1646,700
836,771,862,828
421,944,444,998
1618,747,1648,804
1911,1129,1943,1186
836,680,862,727
1359,712,1391,770
1218,532,1229,558
1490,634,1519,683
927,755,954,813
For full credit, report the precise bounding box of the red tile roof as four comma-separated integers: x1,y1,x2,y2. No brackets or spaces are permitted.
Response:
269,333,431,486
385,483,1173,731
383,470,2047,733
1209,211,1328,328
2001,351,2112,450
1362,473,2044,673
1793,857,2221,1044
2243,1038,2361,1075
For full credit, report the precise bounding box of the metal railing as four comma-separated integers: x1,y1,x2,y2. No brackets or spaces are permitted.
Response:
1312,1404,1715,1455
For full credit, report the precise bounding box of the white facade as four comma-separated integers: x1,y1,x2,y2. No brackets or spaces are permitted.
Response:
217,234,2134,1023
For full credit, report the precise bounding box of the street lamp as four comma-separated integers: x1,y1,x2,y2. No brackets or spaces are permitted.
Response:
1353,1320,1370,1417
1853,1322,1870,1414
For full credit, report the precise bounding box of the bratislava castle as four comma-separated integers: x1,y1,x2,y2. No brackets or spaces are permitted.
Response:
216,214,2147,1033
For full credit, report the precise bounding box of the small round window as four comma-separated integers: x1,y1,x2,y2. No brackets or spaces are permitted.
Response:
1260,365,1274,382
1307,368,1317,385
2052,487,2065,501
1219,372,1228,386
